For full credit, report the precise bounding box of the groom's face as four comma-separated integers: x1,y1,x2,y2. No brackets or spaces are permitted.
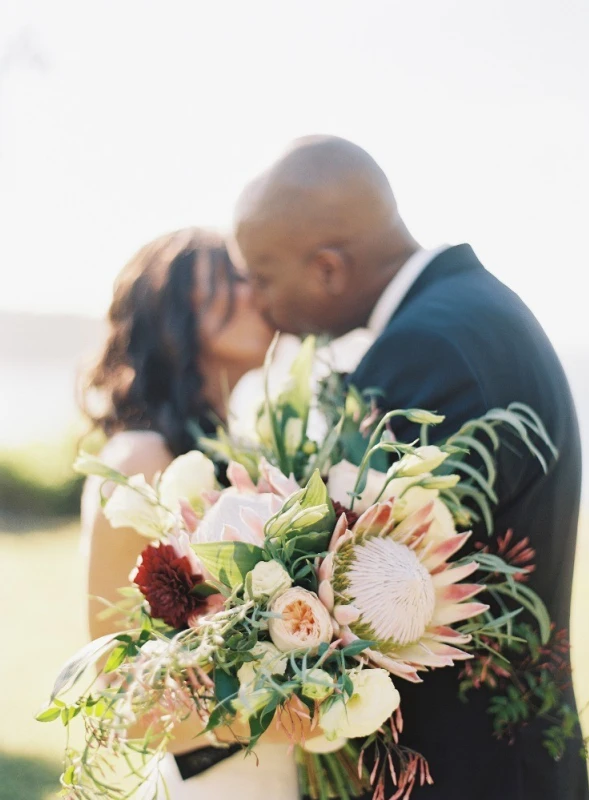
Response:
233,231,338,336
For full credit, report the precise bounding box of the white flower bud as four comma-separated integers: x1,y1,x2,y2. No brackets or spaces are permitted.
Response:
405,410,445,425
420,474,461,490
248,560,293,602
394,446,449,477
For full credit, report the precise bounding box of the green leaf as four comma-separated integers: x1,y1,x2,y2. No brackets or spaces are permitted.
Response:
190,581,222,598
49,633,121,700
447,434,497,486
214,669,240,707
261,334,288,470
278,335,315,423
63,765,76,786
508,403,559,459
341,673,354,698
452,484,494,534
445,458,498,504
446,418,500,452
192,542,265,588
493,583,551,644
484,408,549,473
288,530,331,557
104,644,127,674
249,695,280,742
35,706,62,723
340,639,377,658
304,413,344,481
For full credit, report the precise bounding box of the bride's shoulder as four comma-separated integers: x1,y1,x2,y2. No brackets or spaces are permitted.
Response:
98,430,173,480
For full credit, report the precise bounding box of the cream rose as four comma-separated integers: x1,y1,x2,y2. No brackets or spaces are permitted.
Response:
268,587,333,652
319,668,400,740
104,474,172,537
158,451,216,513
248,560,292,601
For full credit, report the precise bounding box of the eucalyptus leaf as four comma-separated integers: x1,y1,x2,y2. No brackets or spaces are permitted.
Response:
340,639,377,658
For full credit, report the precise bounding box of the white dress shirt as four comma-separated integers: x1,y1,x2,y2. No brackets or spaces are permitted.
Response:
367,245,450,337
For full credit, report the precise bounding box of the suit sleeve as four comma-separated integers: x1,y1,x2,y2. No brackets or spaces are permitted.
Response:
352,324,488,443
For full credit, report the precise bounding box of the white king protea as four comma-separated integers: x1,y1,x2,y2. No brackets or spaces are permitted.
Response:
318,502,488,683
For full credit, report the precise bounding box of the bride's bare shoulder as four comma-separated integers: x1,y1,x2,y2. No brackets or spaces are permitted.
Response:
98,430,173,480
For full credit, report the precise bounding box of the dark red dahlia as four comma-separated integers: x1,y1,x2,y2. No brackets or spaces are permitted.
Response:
133,543,205,629
331,500,359,529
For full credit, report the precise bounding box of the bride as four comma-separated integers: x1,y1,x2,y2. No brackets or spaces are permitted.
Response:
79,227,300,799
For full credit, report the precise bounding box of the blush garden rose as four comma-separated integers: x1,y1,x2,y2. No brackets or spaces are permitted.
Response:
268,587,333,653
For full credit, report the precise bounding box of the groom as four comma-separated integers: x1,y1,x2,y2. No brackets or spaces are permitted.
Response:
232,136,588,799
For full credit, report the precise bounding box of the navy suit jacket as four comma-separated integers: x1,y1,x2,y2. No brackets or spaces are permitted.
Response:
351,245,587,800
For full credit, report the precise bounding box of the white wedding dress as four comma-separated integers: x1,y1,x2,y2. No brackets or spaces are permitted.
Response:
152,744,299,799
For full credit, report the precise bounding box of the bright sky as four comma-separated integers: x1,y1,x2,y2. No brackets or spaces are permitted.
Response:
0,0,588,349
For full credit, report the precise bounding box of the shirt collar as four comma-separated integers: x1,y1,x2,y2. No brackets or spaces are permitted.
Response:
367,245,450,336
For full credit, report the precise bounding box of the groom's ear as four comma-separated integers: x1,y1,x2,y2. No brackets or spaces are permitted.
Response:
310,247,350,296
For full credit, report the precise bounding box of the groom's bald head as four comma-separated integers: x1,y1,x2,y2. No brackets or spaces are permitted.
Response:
233,135,418,336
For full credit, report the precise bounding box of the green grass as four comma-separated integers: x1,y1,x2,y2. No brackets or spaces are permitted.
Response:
0,520,587,799
0,428,104,519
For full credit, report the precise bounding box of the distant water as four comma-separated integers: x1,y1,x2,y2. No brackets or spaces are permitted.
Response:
0,348,587,496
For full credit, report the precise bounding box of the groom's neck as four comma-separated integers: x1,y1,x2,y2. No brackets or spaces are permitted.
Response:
352,242,421,329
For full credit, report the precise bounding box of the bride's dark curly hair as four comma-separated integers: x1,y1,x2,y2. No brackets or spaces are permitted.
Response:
81,228,241,456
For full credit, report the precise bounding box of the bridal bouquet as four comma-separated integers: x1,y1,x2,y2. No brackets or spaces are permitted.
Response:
39,337,580,800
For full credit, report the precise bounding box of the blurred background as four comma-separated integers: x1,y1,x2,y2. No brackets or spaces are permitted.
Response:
0,1,587,798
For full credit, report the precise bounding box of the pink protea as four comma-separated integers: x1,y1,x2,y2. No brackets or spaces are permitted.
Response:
318,502,488,683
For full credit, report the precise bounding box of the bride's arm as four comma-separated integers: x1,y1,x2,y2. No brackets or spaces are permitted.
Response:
83,431,174,641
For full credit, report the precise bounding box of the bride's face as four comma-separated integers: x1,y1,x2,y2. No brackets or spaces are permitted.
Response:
195,251,275,380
